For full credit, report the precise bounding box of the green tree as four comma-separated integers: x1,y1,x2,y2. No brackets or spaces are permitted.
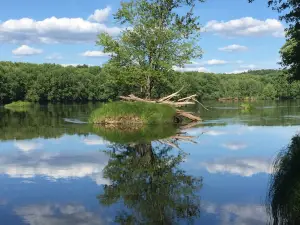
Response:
249,0,300,80
97,0,204,98
262,83,277,99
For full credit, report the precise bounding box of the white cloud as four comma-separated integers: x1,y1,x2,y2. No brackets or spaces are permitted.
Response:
12,45,43,56
15,204,107,225
88,7,111,23
205,59,228,65
203,202,268,225
0,16,122,44
222,142,247,151
45,53,62,60
202,157,272,177
240,64,256,69
173,65,210,72
225,69,249,74
218,44,248,52
205,17,285,38
14,141,42,152
81,50,111,57
0,150,110,185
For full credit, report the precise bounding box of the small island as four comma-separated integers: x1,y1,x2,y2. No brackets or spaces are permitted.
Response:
89,91,202,126
4,101,32,111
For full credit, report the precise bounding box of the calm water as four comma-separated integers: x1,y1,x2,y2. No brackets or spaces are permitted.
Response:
0,101,300,225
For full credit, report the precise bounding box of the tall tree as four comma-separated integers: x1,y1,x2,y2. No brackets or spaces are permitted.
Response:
97,0,204,98
249,0,300,80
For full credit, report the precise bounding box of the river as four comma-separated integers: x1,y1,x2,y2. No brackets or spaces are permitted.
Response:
0,100,299,225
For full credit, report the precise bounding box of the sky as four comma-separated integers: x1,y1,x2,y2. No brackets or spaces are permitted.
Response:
0,0,286,73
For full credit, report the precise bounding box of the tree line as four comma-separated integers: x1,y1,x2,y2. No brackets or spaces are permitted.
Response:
1,61,300,104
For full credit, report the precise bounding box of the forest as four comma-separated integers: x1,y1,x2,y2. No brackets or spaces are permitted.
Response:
0,61,299,104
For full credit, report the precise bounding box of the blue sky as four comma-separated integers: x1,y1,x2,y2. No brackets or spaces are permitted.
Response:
0,0,286,73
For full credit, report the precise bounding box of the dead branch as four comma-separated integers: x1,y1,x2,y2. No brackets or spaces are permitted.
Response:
158,87,184,102
176,110,201,121
178,94,197,102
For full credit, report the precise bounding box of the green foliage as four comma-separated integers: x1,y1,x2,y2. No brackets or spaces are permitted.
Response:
92,124,177,144
4,101,32,111
99,143,202,224
267,134,300,225
263,83,277,99
249,0,300,80
97,0,204,97
1,62,300,102
89,101,177,124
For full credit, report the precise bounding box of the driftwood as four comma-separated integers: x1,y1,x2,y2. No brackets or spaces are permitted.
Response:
120,89,203,122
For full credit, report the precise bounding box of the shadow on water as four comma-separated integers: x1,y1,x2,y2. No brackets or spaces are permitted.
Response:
98,141,202,224
267,134,300,225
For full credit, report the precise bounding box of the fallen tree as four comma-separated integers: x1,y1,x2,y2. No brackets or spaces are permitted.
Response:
120,89,202,122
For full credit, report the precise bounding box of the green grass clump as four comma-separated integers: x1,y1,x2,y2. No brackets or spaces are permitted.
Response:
240,103,254,113
4,101,32,111
89,101,177,124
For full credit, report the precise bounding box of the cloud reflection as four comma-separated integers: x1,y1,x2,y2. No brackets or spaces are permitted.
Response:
202,158,272,176
0,151,109,185
14,141,43,152
82,137,109,145
222,142,247,151
203,201,268,225
15,204,108,225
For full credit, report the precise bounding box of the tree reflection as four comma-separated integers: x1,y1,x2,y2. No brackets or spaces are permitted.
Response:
267,134,300,225
98,142,202,224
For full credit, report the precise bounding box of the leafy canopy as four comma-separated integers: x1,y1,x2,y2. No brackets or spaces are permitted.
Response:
249,0,300,80
98,0,204,71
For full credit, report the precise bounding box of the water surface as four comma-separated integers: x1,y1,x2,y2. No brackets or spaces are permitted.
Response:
0,101,300,224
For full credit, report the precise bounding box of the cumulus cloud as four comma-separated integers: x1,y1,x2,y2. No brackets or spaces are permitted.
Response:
15,204,107,225
222,142,247,151
88,7,112,23
45,53,63,60
205,17,285,38
12,45,43,56
14,141,43,152
203,202,268,225
0,16,122,44
0,150,109,185
201,157,272,177
218,44,248,52
81,50,111,57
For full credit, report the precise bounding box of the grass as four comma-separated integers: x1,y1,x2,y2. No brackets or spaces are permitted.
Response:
92,124,178,144
89,101,177,125
4,101,32,111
